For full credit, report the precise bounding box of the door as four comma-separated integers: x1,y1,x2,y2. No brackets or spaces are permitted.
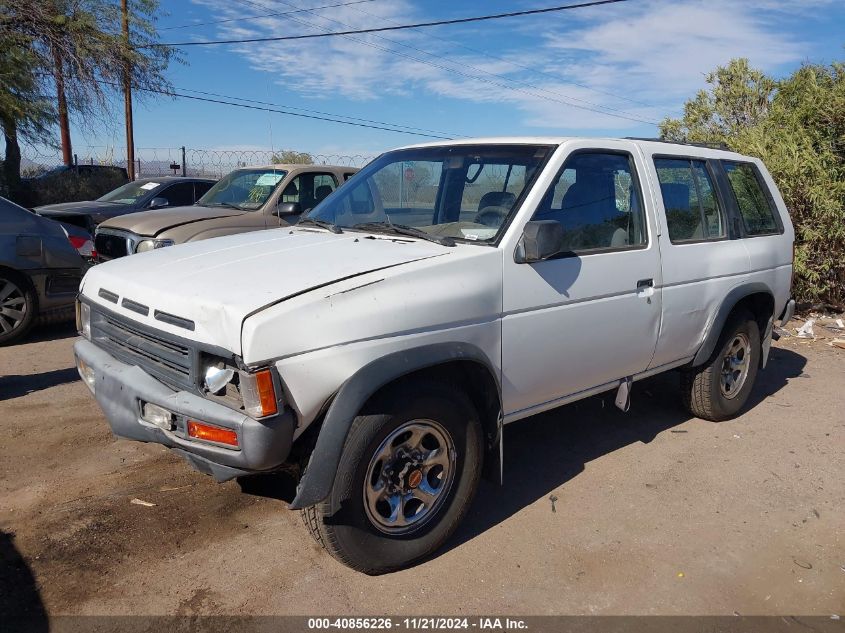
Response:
646,155,750,369
502,147,662,418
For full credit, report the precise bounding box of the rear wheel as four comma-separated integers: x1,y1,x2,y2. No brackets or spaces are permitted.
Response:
0,270,37,346
302,381,483,574
681,310,760,421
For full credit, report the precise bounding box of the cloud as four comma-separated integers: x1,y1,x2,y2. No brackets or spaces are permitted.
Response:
189,0,817,132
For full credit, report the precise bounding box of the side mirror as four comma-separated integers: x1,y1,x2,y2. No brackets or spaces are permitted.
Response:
514,220,564,263
148,197,169,209
274,201,302,216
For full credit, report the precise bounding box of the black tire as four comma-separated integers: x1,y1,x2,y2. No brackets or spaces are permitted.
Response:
0,270,37,346
681,309,761,421
301,381,483,575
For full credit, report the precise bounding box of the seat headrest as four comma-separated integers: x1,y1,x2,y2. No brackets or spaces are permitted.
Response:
478,191,516,211
315,185,332,201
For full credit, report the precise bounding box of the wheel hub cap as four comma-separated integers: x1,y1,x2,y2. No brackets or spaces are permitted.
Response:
720,332,751,399
364,419,456,534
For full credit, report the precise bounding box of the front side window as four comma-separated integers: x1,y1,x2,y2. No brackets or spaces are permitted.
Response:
197,168,287,210
654,158,726,242
532,152,646,252
159,182,195,207
722,161,779,235
283,173,337,212
305,145,553,243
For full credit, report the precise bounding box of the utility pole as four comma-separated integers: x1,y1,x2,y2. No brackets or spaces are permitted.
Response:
122,0,135,180
53,47,72,166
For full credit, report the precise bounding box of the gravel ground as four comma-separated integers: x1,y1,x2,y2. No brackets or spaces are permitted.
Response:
1,321,843,619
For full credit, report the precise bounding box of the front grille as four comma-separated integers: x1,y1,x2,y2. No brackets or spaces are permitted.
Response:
94,232,132,261
90,305,198,392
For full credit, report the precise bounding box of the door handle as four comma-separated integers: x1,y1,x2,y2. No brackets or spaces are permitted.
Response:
636,278,654,289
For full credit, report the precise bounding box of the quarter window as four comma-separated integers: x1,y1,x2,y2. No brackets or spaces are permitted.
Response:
654,158,726,242
532,152,647,252
722,161,779,235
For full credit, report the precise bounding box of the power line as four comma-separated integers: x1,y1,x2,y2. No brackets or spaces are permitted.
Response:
289,0,656,123
160,0,380,31
237,0,656,126
101,81,456,139
141,0,630,48
349,2,655,110
174,86,463,137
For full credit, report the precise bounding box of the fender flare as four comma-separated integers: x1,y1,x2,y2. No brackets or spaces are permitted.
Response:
288,342,501,510
692,281,774,366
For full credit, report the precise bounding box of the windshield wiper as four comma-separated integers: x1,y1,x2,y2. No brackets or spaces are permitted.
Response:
297,217,343,234
206,202,243,210
352,221,455,247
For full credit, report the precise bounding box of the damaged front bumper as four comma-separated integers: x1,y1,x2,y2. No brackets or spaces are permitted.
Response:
74,339,295,481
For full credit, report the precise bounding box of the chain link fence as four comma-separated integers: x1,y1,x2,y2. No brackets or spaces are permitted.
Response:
14,144,375,179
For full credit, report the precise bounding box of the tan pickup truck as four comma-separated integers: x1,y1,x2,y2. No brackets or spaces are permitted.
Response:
94,163,357,260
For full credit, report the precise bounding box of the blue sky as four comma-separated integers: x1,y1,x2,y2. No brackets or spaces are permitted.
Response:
74,0,845,161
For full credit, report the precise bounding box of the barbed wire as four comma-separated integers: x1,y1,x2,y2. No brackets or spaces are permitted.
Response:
9,144,375,179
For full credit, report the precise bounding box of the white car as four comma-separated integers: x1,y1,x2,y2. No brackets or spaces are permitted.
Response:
74,137,795,574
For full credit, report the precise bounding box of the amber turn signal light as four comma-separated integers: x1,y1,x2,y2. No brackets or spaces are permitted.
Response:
255,369,278,417
187,420,239,447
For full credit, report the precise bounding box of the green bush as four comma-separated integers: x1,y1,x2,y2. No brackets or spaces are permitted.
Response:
661,59,845,308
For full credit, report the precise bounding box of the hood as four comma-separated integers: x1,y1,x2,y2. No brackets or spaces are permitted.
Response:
36,200,125,218
99,205,246,236
80,227,449,354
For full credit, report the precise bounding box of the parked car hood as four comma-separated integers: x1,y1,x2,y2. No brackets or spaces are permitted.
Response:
80,227,450,354
100,205,247,237
36,200,126,217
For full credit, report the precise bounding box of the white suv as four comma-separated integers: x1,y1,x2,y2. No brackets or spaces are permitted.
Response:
74,137,794,574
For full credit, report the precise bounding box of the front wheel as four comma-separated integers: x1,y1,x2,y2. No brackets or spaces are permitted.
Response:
301,381,483,574
681,310,761,421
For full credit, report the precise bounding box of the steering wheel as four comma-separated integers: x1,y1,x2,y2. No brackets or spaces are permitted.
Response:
473,205,510,227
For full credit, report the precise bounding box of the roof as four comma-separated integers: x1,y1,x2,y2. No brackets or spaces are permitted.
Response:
396,136,752,162
229,164,359,171
134,176,216,183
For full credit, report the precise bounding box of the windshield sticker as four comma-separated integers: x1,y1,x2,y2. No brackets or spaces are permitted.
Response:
140,182,160,190
461,228,497,240
255,173,284,187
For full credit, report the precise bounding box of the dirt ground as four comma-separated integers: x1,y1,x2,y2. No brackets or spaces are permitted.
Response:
1,320,843,619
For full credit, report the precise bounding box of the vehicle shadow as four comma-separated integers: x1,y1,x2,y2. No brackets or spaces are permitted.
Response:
0,368,80,401
0,530,48,632
442,346,807,555
24,322,78,344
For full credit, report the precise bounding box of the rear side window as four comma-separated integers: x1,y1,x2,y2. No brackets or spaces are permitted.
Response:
654,158,726,243
722,161,779,235
532,152,647,252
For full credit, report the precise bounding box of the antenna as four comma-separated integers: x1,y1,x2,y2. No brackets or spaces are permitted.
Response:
267,83,275,165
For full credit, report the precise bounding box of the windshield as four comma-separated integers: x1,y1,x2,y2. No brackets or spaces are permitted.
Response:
197,168,288,210
304,144,553,243
97,180,161,204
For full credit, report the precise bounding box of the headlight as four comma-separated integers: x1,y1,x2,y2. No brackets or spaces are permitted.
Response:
204,362,235,395
201,356,281,418
136,239,174,253
76,301,91,339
